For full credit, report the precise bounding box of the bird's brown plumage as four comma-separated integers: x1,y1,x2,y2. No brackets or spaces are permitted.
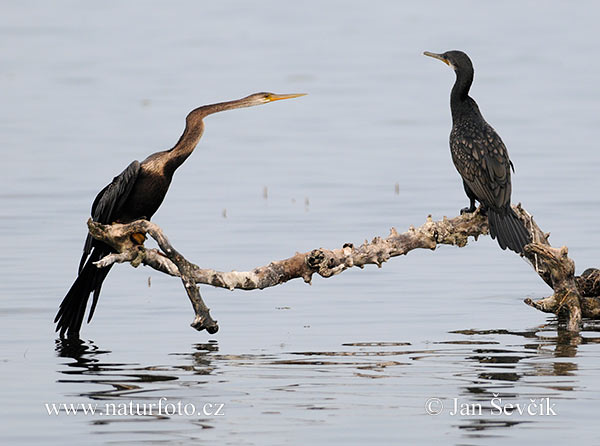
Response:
55,92,305,338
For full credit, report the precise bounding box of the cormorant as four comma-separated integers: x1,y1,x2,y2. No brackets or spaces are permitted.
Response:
55,92,305,338
424,50,530,254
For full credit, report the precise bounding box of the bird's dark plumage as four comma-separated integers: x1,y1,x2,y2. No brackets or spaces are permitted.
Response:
424,50,530,253
56,161,141,338
55,92,305,338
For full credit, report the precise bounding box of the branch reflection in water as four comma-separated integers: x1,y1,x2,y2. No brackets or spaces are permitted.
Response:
53,321,600,440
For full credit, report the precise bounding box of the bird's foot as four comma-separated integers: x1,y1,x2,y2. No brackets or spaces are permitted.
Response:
130,232,147,245
460,205,477,215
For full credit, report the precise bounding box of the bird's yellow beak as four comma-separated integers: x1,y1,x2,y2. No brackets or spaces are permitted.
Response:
423,51,450,66
266,93,307,102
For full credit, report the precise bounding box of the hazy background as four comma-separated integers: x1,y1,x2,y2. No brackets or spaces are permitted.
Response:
1,1,599,444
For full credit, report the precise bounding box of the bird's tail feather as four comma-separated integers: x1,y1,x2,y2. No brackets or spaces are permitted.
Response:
488,208,531,254
54,249,112,338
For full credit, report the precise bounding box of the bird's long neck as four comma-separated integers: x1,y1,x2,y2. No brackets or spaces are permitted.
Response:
195,97,258,116
164,119,205,177
164,97,256,177
450,66,476,123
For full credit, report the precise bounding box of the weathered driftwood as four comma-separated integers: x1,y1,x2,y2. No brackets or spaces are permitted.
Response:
89,219,218,334
87,204,600,333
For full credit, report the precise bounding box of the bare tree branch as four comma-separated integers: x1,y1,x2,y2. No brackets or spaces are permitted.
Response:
89,219,217,333
87,204,600,333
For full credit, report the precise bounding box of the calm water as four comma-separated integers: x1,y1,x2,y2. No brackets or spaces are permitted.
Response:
1,1,600,444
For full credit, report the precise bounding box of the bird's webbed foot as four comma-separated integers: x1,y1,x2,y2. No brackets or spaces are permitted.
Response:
130,232,147,245
460,198,477,215
460,205,477,215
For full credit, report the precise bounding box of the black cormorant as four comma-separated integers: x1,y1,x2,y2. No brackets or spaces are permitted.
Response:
424,50,530,254
55,92,305,338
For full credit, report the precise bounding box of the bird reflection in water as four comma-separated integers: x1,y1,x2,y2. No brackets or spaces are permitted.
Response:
53,321,600,437
447,321,600,433
55,339,219,400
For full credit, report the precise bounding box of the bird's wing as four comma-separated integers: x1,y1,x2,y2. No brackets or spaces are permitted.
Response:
451,124,512,210
78,160,141,273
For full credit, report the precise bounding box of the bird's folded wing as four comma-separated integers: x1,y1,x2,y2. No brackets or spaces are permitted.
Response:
452,125,512,210
78,160,141,273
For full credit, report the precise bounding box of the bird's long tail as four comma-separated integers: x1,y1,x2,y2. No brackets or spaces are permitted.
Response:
54,248,112,338
487,207,531,254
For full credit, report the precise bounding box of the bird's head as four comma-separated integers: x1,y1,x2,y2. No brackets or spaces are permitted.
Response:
240,92,307,107
187,91,307,122
423,50,473,74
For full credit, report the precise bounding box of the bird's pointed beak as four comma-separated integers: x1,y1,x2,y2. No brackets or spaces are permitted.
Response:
267,93,307,102
423,51,450,66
